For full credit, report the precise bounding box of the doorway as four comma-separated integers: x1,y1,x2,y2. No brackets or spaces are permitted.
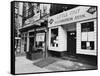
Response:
29,37,35,52
67,31,76,55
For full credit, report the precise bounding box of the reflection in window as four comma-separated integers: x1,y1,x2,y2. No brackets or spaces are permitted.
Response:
51,28,58,47
81,21,94,32
81,41,94,50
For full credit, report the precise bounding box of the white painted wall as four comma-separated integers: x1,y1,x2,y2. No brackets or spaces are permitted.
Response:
59,26,67,51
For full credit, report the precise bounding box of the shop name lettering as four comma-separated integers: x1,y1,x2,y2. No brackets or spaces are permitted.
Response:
54,8,86,24
55,14,86,24
56,9,80,20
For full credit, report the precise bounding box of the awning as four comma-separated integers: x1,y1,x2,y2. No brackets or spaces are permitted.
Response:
19,15,49,33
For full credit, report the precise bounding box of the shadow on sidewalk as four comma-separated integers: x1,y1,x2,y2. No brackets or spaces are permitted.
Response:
33,57,58,68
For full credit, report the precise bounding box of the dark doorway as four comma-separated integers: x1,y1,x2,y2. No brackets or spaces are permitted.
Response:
67,31,76,55
24,37,27,52
29,37,34,52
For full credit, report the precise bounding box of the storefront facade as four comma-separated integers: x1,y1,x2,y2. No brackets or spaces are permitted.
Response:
48,6,97,57
20,22,48,60
19,2,51,60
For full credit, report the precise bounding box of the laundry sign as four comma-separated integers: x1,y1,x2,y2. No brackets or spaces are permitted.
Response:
36,33,45,41
48,6,97,27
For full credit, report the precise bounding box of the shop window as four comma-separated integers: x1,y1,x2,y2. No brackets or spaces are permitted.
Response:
51,28,58,47
81,41,94,50
81,21,94,32
36,42,44,48
81,21,95,50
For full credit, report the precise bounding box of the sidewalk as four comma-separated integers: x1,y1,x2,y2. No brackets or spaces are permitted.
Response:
45,59,96,72
15,56,96,74
15,56,50,74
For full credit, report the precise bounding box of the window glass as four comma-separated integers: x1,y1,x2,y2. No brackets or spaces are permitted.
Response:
81,41,94,50
90,41,94,50
81,21,95,50
51,28,58,47
81,41,86,49
81,21,94,32
36,42,44,48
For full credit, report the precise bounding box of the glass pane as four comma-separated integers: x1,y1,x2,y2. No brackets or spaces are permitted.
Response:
90,41,94,50
36,42,44,48
51,28,58,47
81,23,88,32
88,21,94,31
81,41,94,50
81,21,94,32
81,41,86,49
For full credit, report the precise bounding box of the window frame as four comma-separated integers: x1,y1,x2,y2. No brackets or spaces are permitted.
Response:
80,19,95,50
50,27,59,47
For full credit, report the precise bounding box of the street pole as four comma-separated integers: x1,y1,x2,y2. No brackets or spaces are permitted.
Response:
45,27,49,59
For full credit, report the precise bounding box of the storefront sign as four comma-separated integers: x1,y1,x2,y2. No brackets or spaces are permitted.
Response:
48,6,97,27
36,33,45,41
25,13,40,25
36,27,46,31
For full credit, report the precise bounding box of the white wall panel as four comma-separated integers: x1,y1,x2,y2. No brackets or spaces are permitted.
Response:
59,26,67,51
76,22,81,54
